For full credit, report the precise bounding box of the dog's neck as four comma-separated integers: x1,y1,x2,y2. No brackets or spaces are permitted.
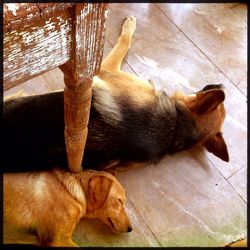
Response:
155,91,201,156
52,168,87,213
169,101,201,154
53,168,105,216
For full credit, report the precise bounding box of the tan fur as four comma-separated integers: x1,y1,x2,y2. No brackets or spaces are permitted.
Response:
4,169,131,247
95,16,156,108
95,15,228,161
171,90,228,161
172,90,226,142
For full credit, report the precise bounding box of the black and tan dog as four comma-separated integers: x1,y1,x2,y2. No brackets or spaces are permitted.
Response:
3,16,229,173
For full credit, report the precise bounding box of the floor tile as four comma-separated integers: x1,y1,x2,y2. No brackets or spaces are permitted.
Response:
116,149,247,246
4,74,51,97
227,3,240,8
237,73,247,97
156,3,247,85
73,199,160,247
232,4,247,22
41,67,64,91
102,38,113,58
123,32,246,185
202,115,247,179
227,167,247,202
106,3,180,54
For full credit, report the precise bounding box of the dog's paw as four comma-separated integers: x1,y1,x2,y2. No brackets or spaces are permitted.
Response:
122,16,136,35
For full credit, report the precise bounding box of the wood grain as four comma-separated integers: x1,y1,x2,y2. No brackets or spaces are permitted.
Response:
4,4,73,90
60,3,108,173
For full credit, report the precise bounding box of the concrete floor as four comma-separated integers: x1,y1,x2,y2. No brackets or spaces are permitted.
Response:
4,3,247,247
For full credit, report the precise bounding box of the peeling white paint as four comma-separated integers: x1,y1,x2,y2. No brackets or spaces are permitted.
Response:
6,3,20,16
4,15,72,85
4,5,107,88
27,13,34,19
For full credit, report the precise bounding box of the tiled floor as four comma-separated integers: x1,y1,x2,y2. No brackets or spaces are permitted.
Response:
4,3,247,247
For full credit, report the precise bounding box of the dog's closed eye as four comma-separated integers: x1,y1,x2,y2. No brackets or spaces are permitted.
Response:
108,217,115,229
118,198,123,205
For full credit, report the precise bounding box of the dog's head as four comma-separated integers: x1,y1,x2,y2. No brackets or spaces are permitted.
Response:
86,173,132,234
174,84,229,162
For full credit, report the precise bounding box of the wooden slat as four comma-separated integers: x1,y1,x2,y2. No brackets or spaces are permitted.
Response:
3,5,73,90
4,3,40,31
60,3,108,173
4,3,75,31
36,3,75,18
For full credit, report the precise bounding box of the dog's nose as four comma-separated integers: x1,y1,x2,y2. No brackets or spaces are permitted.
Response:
127,225,133,232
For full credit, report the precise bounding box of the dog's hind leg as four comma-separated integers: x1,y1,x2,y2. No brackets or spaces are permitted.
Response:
101,16,136,71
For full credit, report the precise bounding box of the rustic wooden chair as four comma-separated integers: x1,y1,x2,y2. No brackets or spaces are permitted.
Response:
3,3,109,173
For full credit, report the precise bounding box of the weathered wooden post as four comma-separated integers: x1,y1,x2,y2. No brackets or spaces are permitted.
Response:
59,3,108,173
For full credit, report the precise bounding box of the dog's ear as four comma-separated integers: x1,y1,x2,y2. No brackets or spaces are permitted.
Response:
204,133,229,162
189,89,225,114
88,176,112,210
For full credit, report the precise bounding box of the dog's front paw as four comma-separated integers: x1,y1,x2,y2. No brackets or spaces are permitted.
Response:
122,16,136,36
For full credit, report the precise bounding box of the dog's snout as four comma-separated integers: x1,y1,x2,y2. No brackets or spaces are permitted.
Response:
127,225,132,232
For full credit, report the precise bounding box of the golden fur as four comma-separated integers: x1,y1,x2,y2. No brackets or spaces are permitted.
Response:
4,169,131,246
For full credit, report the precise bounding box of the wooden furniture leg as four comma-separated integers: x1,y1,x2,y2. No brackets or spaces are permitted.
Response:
60,3,108,173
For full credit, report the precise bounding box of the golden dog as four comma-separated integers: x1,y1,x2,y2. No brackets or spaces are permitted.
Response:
4,169,132,246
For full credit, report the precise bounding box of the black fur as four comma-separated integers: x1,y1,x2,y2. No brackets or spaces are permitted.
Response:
198,84,224,92
3,88,201,172
3,92,66,172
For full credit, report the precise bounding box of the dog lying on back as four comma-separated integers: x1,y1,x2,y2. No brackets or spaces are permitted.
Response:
4,169,132,246
3,16,229,173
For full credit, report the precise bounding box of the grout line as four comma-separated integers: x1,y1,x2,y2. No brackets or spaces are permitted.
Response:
205,153,247,204
123,57,139,76
234,71,247,96
127,196,162,247
155,4,247,98
227,165,246,180
226,168,247,203
196,145,247,204
231,6,247,23
228,3,240,9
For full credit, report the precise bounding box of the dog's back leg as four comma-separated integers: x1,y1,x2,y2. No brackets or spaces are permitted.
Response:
101,16,136,71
